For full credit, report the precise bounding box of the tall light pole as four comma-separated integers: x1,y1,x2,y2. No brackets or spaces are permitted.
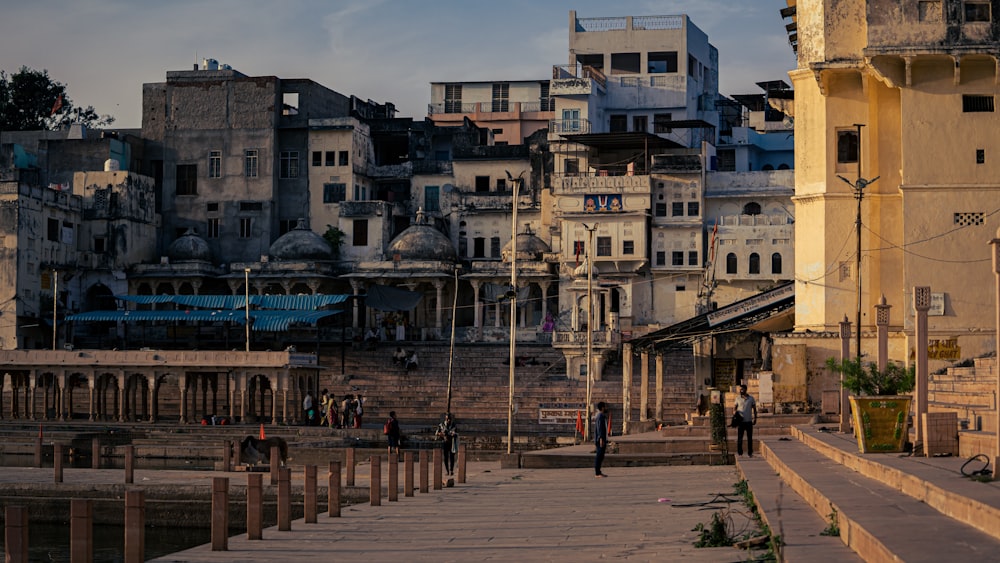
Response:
244,268,251,353
582,223,597,439
51,269,58,351
837,123,878,361
505,170,524,455
446,264,460,414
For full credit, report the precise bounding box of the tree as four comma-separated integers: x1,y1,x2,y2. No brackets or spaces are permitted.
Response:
0,66,114,132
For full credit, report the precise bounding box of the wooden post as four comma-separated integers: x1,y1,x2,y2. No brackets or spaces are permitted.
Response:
211,477,229,551
369,455,381,506
70,499,93,563
914,286,931,447
124,490,145,563
270,445,280,485
277,467,291,531
54,443,64,483
91,437,100,470
345,447,356,486
457,444,467,484
387,453,398,501
304,465,317,523
222,440,233,472
34,436,42,468
124,445,135,484
247,473,263,540
432,447,443,490
328,461,341,517
419,449,429,493
5,505,28,563
404,452,414,497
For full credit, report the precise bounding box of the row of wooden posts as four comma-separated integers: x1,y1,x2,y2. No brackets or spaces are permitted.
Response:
4,438,468,563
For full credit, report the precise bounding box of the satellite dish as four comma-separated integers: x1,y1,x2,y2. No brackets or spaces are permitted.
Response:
443,184,454,192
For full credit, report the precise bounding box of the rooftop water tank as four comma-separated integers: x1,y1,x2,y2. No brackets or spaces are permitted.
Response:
202,58,219,71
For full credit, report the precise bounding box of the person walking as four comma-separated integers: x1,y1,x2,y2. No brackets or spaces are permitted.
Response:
734,384,758,457
319,389,330,426
354,394,365,429
303,391,315,425
385,411,401,455
436,413,458,476
341,394,353,429
593,401,609,478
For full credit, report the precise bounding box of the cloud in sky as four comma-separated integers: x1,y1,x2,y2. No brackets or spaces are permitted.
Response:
0,0,795,128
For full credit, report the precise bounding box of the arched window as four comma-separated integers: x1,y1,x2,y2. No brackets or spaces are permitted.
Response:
761,164,774,171
771,253,782,274
778,163,790,170
726,253,737,274
742,202,762,215
749,253,760,274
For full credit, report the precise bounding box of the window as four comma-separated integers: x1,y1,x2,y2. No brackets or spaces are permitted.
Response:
282,92,299,115
278,219,296,235
539,81,553,111
749,253,760,274
353,219,368,246
93,236,106,253
424,185,440,212
688,55,697,77
687,202,699,216
496,178,507,192
475,176,490,192
239,202,262,212
279,151,299,179
610,114,627,132
491,83,509,112
610,52,640,74
325,151,336,166
208,150,222,178
965,0,991,22
177,164,197,195
239,218,252,238
490,237,501,257
726,253,737,274
672,251,684,266
653,113,672,134
688,251,699,266
206,202,219,212
244,150,259,178
445,84,463,113
837,130,859,164
977,149,986,164
573,240,585,260
339,151,349,166
655,203,667,217
648,51,678,73
623,240,634,255
672,202,684,216
743,202,762,215
562,108,580,132
565,158,579,175
312,151,322,167
207,218,220,238
633,115,647,133
963,95,995,112
771,253,783,274
473,237,486,258
47,218,59,241
597,237,612,256
323,183,346,203
656,251,666,266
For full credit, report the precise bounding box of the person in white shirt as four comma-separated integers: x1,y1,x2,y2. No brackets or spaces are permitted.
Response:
734,384,758,457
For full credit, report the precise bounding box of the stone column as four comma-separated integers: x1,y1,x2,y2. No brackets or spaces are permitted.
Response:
875,295,891,374
839,316,852,433
539,281,550,321
117,377,126,423
178,375,188,424
639,352,649,422
433,280,445,330
622,343,632,435
470,280,482,338
57,372,66,421
273,382,280,425
655,354,664,424
914,286,931,446
88,375,96,421
992,229,1000,479
350,280,363,329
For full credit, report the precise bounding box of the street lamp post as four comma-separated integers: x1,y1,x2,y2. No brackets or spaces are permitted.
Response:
244,268,251,353
51,269,58,351
446,265,460,414
505,171,523,455
582,223,597,439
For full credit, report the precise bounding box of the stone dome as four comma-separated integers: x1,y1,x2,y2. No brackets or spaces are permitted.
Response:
269,220,333,261
573,258,600,278
502,225,550,262
387,210,457,262
167,229,212,262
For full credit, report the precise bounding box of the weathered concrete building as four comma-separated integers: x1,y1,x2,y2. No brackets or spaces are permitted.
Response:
428,80,556,146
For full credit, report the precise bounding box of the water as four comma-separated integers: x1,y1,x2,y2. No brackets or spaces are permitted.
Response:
0,522,212,562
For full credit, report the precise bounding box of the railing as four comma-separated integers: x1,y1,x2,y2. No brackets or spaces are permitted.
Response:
549,118,592,135
716,214,793,227
552,329,621,347
552,64,607,88
427,100,556,115
575,15,683,32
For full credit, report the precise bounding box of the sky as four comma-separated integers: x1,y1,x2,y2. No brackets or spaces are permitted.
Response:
0,0,796,129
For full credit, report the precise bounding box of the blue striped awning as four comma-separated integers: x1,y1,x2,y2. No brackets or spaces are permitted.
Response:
67,309,342,332
114,294,349,310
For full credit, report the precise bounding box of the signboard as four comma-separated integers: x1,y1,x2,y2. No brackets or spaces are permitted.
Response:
928,338,960,361
707,284,794,326
538,403,586,425
583,194,624,213
288,353,318,366
930,293,945,316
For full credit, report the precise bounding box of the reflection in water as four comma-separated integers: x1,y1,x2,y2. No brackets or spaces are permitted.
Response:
0,522,211,562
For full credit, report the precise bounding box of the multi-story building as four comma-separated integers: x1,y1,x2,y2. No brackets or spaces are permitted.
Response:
428,80,556,145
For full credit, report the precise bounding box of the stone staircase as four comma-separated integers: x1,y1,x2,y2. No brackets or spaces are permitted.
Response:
928,355,997,435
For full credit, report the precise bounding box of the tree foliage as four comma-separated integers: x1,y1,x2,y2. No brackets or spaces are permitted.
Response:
0,66,114,131
826,357,915,396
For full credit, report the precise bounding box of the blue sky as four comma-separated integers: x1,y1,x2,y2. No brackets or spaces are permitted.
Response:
0,1,795,128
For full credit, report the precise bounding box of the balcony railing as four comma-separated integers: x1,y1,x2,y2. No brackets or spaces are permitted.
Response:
552,64,607,88
549,118,592,135
427,100,556,115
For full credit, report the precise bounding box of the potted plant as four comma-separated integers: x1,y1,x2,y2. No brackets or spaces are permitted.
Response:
826,357,916,453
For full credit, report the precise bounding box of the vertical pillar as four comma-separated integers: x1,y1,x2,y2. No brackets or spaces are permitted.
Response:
211,477,229,551
91,437,100,470
123,490,145,563
992,229,1000,479
875,296,891,374
457,444,467,484
639,352,649,421
222,440,233,473
304,465,317,523
434,280,444,329
471,281,482,337
70,499,93,563
622,343,632,435
914,286,931,447
34,435,42,468
839,316,852,434
277,467,291,531
124,445,135,484
54,443,63,483
270,445,281,485
388,453,398,501
404,452,414,497
345,447,356,486
654,354,664,423
370,456,382,506
419,449,429,493
247,473,263,540
5,505,28,563
432,448,443,490
328,461,342,517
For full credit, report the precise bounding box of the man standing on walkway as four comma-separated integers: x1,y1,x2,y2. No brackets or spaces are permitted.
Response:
437,413,458,476
594,401,608,478
735,384,758,457
385,411,401,455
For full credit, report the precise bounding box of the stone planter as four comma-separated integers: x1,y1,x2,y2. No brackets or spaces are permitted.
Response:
849,395,912,453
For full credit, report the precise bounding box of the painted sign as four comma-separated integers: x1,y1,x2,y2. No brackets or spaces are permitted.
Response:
583,194,624,213
538,403,586,425
928,338,960,361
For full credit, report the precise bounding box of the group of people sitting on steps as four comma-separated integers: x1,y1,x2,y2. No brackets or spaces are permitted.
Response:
392,347,419,371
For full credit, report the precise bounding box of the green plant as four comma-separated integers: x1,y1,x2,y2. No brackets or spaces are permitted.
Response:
820,507,840,536
693,511,733,547
322,225,346,259
826,357,915,396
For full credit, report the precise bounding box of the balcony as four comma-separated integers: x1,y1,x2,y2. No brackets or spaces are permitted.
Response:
552,173,649,194
549,118,592,135
551,64,607,94
427,100,555,116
